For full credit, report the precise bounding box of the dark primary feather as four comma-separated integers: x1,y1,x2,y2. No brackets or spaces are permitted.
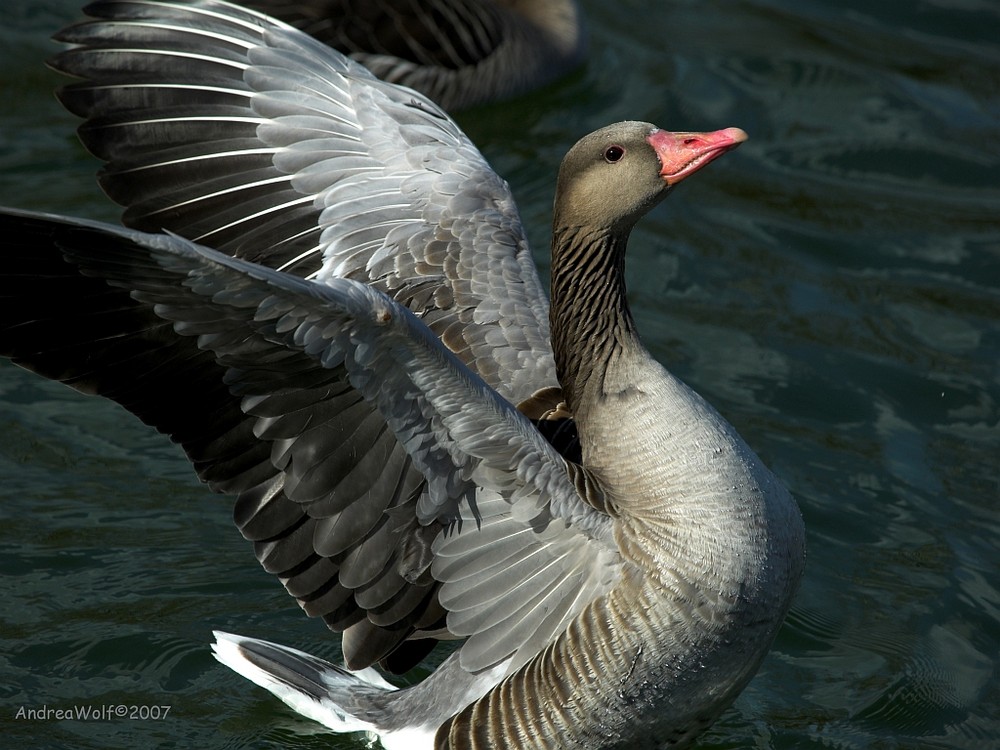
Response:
0,211,261,483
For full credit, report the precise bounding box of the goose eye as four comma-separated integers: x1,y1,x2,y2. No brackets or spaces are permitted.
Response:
603,145,625,163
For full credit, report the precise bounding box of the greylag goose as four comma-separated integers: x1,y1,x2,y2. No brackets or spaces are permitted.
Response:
0,1,804,748
243,0,587,109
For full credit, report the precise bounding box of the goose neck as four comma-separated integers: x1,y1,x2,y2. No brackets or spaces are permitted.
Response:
549,225,640,410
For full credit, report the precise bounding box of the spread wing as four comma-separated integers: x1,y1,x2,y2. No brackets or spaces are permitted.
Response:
0,209,621,676
51,0,558,402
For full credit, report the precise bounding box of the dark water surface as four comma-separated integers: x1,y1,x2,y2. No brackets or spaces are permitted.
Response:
1,1,997,748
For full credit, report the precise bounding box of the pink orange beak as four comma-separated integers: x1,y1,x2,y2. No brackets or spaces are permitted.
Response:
646,127,748,186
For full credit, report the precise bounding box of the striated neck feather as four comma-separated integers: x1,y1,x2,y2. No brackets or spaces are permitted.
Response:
548,225,641,412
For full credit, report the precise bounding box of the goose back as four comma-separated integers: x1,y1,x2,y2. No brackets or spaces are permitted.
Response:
244,0,587,109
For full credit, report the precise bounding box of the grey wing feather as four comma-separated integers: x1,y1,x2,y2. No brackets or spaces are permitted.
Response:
51,0,558,400
60,215,620,675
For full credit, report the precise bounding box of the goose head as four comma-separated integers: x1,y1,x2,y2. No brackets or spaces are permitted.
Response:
552,121,747,233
